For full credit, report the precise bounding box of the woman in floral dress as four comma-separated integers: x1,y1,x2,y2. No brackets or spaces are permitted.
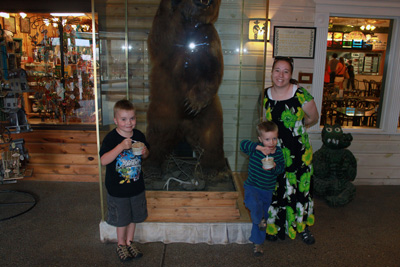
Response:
263,57,319,244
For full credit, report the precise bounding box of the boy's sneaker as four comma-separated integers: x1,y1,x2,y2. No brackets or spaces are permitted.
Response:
116,245,132,262
253,244,264,257
127,242,143,259
258,218,267,231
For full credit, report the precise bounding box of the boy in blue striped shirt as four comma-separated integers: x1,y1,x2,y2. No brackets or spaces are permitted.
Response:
240,121,285,256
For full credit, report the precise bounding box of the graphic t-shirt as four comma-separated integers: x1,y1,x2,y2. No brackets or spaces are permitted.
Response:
116,148,142,183
100,128,148,198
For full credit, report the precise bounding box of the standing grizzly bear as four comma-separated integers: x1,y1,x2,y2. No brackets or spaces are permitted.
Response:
146,0,225,180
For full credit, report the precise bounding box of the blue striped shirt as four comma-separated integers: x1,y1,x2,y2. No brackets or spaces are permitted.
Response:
240,139,285,191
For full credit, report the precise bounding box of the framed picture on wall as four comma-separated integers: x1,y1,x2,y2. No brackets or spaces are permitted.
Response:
273,26,316,58
4,16,16,33
20,17,30,33
298,72,313,84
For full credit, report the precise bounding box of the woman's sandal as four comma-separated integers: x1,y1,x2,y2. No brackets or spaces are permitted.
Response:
300,227,315,245
266,234,278,242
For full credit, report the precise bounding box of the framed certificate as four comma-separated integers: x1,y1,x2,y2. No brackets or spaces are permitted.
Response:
4,16,16,33
20,17,30,33
298,72,313,84
273,26,316,58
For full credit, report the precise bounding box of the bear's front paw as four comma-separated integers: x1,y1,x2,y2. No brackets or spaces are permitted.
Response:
184,98,210,116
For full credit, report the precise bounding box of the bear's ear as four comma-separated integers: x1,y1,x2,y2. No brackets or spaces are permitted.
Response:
171,0,182,11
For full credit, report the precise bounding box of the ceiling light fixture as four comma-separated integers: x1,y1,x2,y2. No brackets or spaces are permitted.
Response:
0,12,10,18
360,24,376,31
50,13,85,17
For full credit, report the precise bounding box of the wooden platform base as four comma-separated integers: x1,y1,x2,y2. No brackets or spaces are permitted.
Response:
144,173,250,223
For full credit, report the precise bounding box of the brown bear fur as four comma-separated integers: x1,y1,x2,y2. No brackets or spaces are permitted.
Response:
146,0,225,177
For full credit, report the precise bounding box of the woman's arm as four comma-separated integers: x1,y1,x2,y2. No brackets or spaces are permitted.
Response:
303,99,319,127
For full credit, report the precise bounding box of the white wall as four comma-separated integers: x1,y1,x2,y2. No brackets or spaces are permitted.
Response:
310,0,400,184
238,0,400,185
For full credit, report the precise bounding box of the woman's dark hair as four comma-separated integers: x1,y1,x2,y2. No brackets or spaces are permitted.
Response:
272,56,298,85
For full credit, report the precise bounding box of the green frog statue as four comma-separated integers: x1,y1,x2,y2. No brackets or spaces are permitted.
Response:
313,124,357,207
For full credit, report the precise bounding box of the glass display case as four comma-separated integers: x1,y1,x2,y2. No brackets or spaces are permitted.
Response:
0,13,97,127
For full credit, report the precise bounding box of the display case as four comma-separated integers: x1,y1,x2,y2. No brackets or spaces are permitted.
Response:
1,13,97,127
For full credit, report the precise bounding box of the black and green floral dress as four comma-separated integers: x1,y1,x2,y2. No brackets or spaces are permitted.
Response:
263,85,315,240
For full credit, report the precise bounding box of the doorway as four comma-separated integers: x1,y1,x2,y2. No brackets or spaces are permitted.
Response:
321,17,391,128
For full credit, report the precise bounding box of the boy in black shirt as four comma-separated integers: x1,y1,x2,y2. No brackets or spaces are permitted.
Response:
100,99,149,262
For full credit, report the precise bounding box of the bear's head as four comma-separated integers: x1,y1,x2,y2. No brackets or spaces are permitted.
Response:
171,0,221,24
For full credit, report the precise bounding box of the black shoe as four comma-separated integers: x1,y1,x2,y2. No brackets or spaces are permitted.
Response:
266,234,278,242
300,227,315,245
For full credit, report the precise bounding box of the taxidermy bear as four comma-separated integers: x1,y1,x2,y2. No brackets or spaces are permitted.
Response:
146,0,226,179
313,124,357,207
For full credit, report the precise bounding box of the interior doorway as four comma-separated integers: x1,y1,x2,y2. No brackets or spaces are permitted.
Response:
321,17,391,128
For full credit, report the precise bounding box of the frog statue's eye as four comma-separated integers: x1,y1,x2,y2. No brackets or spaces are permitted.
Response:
334,127,342,133
325,127,333,132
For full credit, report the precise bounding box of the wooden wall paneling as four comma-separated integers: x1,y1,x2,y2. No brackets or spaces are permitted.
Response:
27,153,97,165
308,133,400,185
29,173,98,182
29,164,99,175
355,153,400,168
15,130,97,143
14,130,98,182
25,143,98,154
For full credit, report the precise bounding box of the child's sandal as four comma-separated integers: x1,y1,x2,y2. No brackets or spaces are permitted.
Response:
253,244,264,257
258,218,267,231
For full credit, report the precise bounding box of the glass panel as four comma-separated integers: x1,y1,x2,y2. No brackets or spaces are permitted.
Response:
96,0,151,133
235,0,268,171
95,0,267,172
322,17,390,128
